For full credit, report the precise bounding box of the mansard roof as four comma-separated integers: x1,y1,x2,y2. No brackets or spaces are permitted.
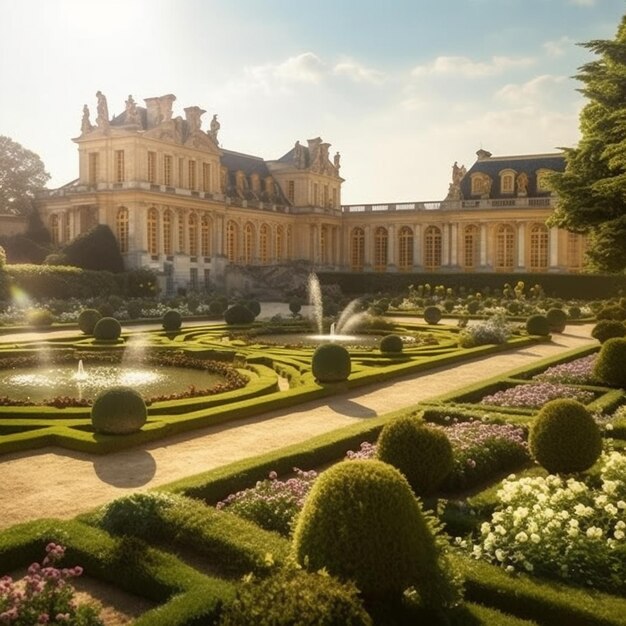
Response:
220,149,272,178
460,152,566,199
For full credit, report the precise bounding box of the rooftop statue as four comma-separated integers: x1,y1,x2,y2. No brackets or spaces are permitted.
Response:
80,104,93,134
95,90,109,128
209,114,220,144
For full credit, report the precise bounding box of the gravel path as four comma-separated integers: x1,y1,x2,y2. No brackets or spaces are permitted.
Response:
0,323,595,530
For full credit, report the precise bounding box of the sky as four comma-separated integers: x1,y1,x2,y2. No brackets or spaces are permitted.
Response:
0,0,624,204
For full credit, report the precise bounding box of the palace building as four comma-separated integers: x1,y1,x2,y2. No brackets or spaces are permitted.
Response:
37,92,585,293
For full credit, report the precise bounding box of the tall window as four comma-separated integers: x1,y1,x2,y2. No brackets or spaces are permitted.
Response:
188,213,198,257
313,183,318,206
163,210,173,256
116,207,129,254
567,232,583,270
374,226,388,271
331,187,337,209
287,180,295,203
201,215,211,257
243,222,254,264
178,211,185,253
188,160,197,190
147,207,158,255
529,224,548,271
323,185,329,208
286,226,293,259
50,214,59,245
226,220,238,263
351,227,365,271
189,268,198,291
275,225,284,261
424,226,442,269
88,153,98,186
178,158,185,187
398,226,413,271
495,224,515,270
463,224,479,269
147,151,157,184
202,163,211,192
259,224,270,264
115,150,125,183
164,155,173,186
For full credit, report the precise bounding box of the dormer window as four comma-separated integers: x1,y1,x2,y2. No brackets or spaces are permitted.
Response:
536,168,553,193
499,169,516,194
470,173,493,197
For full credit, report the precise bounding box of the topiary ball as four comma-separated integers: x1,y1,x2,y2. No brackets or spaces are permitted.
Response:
376,415,453,496
591,320,626,344
525,314,550,336
380,334,403,354
312,343,351,383
245,300,261,318
466,299,480,315
91,386,147,434
568,306,582,320
224,304,255,325
594,337,626,388
208,299,226,316
423,306,442,325
162,309,182,331
78,308,102,334
288,299,302,315
529,399,602,474
293,460,454,608
26,309,54,328
218,567,372,626
546,308,567,333
93,316,122,341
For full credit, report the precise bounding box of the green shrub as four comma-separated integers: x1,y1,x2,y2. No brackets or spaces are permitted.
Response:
208,299,226,316
525,314,550,336
568,305,582,320
78,308,102,334
25,308,54,327
98,492,179,540
591,320,626,344
245,300,261,318
597,305,626,321
466,299,480,315
293,460,459,609
126,300,143,320
162,309,182,331
98,302,115,318
376,415,453,496
380,334,403,353
93,316,122,341
218,567,372,626
311,343,351,383
423,305,442,325
288,299,302,315
594,337,626,388
224,304,255,325
529,399,602,473
91,386,147,434
546,308,568,333
58,224,124,272
442,299,455,313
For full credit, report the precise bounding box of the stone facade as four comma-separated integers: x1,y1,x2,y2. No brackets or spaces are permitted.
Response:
37,91,585,293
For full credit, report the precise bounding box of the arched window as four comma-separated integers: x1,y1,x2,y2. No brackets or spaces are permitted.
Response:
320,225,329,265
177,211,186,254
116,207,129,254
49,214,59,245
275,225,284,261
163,210,173,256
201,215,211,258
398,226,413,271
495,224,515,271
147,207,159,256
351,227,365,271
243,222,255,264
188,213,198,257
259,223,270,264
226,220,238,263
499,169,516,194
567,232,583,270
424,225,442,270
373,226,388,271
463,224,479,269
529,223,548,271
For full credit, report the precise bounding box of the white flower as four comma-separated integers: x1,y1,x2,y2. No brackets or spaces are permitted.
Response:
614,530,625,540
530,533,541,544
604,503,618,516
495,549,506,562
586,526,603,539
515,531,529,543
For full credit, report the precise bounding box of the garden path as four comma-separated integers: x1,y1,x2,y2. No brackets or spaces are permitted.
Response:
0,322,597,530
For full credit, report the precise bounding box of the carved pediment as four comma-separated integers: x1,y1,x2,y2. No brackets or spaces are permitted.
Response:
184,131,221,154
144,119,183,144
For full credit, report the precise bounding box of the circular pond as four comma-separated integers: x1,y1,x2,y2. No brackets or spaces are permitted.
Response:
1,363,226,402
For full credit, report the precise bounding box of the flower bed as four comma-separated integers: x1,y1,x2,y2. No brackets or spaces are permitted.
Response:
480,382,596,409
533,354,598,385
466,452,626,594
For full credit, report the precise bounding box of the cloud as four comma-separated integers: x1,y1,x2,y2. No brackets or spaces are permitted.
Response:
568,0,596,6
333,59,385,84
495,74,568,104
543,36,576,57
411,55,535,78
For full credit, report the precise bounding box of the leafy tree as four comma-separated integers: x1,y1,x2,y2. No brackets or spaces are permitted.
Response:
547,15,626,272
45,224,124,272
0,136,50,215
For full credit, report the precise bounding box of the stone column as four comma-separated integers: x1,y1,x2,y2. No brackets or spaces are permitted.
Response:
442,224,450,267
480,224,488,268
364,224,372,269
549,226,559,269
413,224,422,269
387,224,396,271
517,223,525,270
450,223,458,267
